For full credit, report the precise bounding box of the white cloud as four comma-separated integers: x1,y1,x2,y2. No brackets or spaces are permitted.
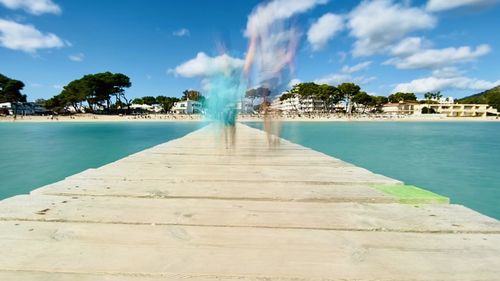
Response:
0,0,61,15
244,0,327,37
386,44,491,69
341,61,372,74
315,73,376,85
315,73,350,85
394,76,500,93
173,28,190,37
348,0,436,56
0,19,65,53
307,13,344,51
68,53,84,62
172,52,245,78
431,67,463,78
390,37,428,56
426,0,498,12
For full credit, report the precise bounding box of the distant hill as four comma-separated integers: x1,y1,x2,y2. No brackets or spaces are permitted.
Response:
458,86,500,110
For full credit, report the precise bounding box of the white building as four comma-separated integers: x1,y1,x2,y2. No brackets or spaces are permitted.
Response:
382,102,420,115
64,105,86,113
425,103,498,117
236,100,255,114
0,102,13,115
271,96,326,114
382,101,499,117
130,103,163,113
171,100,202,114
0,102,48,115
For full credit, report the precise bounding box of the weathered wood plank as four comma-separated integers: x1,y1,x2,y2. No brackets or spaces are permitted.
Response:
1,195,498,233
32,179,398,203
64,166,400,184
0,221,499,281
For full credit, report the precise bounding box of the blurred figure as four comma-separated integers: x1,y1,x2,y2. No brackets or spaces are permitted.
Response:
243,1,300,145
205,67,245,150
262,99,282,147
223,104,237,148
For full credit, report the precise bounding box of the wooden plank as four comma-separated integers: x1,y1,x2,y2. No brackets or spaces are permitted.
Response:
0,271,332,281
32,179,398,203
65,166,400,184
0,221,499,281
1,195,499,233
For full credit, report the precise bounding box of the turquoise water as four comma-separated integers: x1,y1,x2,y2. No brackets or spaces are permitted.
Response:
0,122,202,199
247,122,500,220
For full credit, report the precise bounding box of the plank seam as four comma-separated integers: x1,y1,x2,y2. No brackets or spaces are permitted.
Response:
1,218,498,234
33,193,396,203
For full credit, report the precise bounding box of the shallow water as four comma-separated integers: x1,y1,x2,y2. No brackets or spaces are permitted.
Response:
247,121,500,219
0,122,203,199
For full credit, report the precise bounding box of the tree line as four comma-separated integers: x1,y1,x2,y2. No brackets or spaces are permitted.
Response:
4,71,489,115
44,72,131,113
46,75,208,114
131,90,205,112
1,72,209,114
271,82,449,114
275,82,390,114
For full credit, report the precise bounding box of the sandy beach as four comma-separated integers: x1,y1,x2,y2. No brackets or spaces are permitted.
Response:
1,113,499,123
239,115,500,122
0,114,203,123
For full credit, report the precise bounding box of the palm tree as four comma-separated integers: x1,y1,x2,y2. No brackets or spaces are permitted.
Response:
423,91,442,114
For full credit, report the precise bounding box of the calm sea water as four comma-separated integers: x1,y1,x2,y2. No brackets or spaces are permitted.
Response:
1,121,499,220
0,122,203,199
247,122,500,219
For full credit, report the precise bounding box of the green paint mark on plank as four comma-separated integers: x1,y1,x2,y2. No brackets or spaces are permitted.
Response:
371,184,449,204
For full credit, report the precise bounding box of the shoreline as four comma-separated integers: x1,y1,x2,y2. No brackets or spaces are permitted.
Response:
1,114,499,123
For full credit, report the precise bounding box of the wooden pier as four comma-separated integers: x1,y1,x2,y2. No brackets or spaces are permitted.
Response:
0,123,499,280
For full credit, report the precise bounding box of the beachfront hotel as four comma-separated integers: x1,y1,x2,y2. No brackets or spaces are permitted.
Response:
0,102,49,116
272,95,499,118
171,99,203,114
271,96,330,114
425,104,499,117
129,103,163,113
382,102,499,117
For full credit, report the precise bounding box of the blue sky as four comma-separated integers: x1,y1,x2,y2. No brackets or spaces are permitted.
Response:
1,0,499,101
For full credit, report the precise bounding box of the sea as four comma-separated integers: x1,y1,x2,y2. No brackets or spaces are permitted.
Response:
1,121,499,220
0,122,203,199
